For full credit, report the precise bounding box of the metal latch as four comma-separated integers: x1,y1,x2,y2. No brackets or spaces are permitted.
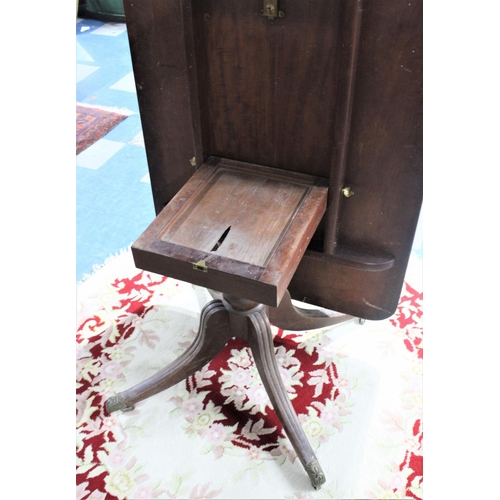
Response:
193,260,208,272
262,1,285,19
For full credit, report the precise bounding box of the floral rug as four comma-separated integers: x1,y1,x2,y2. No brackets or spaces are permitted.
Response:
76,104,128,154
76,251,422,500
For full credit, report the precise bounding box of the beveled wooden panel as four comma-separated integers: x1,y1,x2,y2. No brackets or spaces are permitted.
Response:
161,168,308,267
132,157,328,306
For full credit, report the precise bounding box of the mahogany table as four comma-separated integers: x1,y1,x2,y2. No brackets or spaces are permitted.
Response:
105,0,422,489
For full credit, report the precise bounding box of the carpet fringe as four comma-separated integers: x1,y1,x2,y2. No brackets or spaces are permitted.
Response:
76,102,136,116
77,245,133,286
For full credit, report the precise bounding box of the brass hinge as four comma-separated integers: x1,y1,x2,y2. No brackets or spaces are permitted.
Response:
261,1,285,19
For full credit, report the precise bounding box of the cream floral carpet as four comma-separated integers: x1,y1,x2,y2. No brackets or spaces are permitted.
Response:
76,251,422,500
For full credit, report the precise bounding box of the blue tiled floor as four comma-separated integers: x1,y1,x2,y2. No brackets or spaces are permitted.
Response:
76,17,155,281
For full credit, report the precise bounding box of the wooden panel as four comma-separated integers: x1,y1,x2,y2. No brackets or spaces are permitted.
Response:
190,0,342,176
161,169,308,267
132,157,328,306
289,0,423,319
123,0,202,214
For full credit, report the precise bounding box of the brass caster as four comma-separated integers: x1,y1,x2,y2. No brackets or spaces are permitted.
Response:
305,459,326,490
105,395,135,413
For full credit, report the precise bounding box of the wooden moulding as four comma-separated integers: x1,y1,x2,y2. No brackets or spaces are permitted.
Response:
306,244,395,272
324,0,363,253
132,157,329,307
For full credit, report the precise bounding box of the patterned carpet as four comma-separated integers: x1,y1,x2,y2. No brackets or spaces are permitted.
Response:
76,251,423,500
77,104,128,154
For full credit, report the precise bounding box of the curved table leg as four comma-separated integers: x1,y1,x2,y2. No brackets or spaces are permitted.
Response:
247,309,326,490
269,290,356,331
105,300,231,413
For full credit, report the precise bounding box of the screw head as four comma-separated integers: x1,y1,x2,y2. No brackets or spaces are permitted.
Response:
266,4,276,14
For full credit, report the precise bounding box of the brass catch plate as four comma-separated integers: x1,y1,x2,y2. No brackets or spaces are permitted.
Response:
193,260,208,272
261,1,285,19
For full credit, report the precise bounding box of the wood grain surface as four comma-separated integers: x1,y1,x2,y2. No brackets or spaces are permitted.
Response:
132,157,328,307
124,0,422,319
